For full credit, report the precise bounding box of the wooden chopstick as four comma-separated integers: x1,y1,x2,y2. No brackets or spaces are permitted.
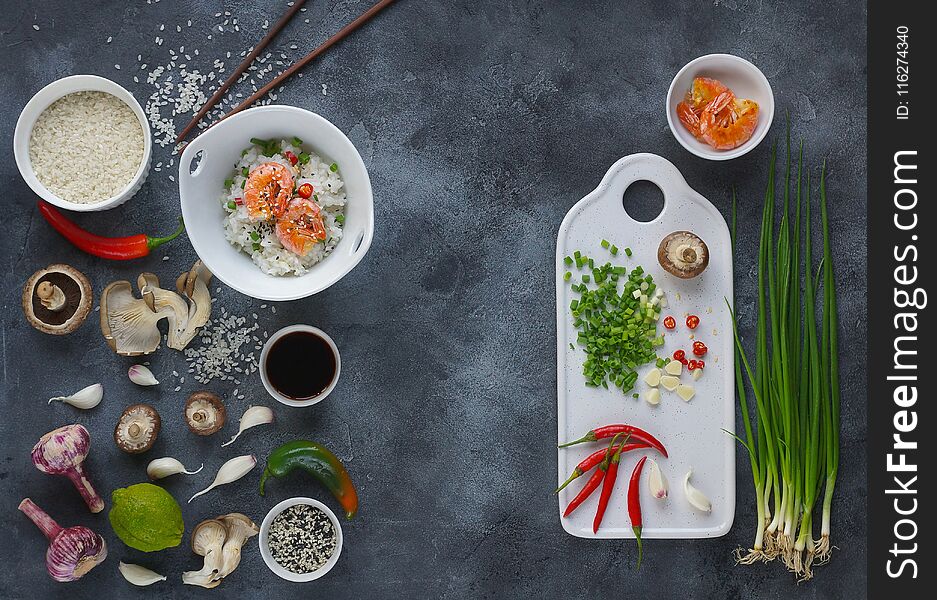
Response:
175,0,308,144
207,0,398,130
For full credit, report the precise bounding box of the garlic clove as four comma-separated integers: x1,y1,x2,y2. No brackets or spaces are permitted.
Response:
147,457,204,480
221,405,274,447
692,368,703,381
683,469,712,512
647,459,668,499
119,562,167,586
643,368,662,387
128,365,159,386
664,359,683,376
660,375,680,391
644,388,661,406
676,383,696,402
48,383,103,409
188,455,256,503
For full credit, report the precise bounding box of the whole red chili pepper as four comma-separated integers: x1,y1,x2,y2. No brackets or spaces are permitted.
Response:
563,433,625,517
558,424,668,458
629,455,648,569
555,441,650,493
593,439,628,533
38,201,185,260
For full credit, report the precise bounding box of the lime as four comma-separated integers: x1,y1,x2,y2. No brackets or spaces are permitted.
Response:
109,483,184,552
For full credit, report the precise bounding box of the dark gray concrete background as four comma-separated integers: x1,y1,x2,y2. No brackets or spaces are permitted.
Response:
0,1,867,598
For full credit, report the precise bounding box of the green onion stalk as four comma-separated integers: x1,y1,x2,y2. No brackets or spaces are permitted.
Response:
729,132,841,580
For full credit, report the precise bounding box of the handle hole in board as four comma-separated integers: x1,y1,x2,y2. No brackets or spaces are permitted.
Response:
188,150,204,176
622,180,665,223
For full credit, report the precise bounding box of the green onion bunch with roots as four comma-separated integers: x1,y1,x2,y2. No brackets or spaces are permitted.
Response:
728,130,841,581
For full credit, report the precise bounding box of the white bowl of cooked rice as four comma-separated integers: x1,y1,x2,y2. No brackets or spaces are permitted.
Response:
13,74,151,211
178,106,374,301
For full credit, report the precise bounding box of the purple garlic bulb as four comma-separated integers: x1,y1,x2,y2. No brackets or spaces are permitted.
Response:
31,424,104,513
19,498,107,582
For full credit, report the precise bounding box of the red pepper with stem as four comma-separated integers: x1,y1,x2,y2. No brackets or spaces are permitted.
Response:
37,200,185,260
562,433,626,517
559,424,668,458
555,440,650,493
629,455,649,569
593,438,628,533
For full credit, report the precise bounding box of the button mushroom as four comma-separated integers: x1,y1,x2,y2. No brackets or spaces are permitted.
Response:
100,261,212,356
114,404,161,454
182,519,227,588
185,392,226,436
657,231,709,278
22,264,93,335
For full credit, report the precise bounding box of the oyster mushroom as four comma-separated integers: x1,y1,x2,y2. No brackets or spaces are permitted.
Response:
215,513,259,579
182,519,227,589
100,261,212,356
114,404,161,454
657,231,709,278
185,391,226,436
22,264,93,335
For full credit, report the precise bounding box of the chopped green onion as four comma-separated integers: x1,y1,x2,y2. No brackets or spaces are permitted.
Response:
624,247,633,257
610,245,618,255
250,231,260,241
291,136,303,147
226,201,236,210
600,239,610,249
298,152,311,164
564,256,573,266
241,167,249,177
330,162,338,172
252,242,261,251
335,214,345,225
582,274,591,283
224,178,234,188
564,271,571,281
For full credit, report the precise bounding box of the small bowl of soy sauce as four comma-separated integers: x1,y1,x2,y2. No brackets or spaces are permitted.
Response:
260,325,341,407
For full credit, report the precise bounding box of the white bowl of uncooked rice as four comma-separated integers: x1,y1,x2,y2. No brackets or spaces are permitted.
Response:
14,75,151,211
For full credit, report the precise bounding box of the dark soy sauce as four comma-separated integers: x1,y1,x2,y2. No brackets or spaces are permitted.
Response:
265,331,336,400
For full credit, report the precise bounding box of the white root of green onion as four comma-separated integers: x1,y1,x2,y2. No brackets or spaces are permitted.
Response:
728,138,840,581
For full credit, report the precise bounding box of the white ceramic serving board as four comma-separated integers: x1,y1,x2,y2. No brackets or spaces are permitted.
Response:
556,153,735,539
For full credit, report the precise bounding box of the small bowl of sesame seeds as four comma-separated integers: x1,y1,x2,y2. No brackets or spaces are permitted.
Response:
259,497,343,582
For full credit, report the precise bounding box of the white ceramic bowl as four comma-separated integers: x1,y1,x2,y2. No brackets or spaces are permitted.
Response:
259,324,341,408
666,54,774,161
259,497,344,582
13,74,152,211
178,106,374,301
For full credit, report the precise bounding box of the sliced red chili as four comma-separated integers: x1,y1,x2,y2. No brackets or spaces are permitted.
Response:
663,316,676,330
692,341,708,357
686,315,700,329
284,150,299,165
672,349,686,362
697,360,705,369
297,183,314,199
687,359,699,371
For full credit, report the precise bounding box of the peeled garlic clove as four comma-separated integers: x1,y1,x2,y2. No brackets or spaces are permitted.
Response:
119,562,166,586
189,455,256,503
48,383,103,409
147,457,204,480
221,405,274,447
128,365,159,386
647,459,668,499
644,388,661,406
684,469,712,512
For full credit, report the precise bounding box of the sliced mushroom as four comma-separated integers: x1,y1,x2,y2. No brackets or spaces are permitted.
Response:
114,404,161,454
185,392,226,436
100,261,212,356
658,231,709,278
215,513,259,579
182,519,227,588
22,264,93,335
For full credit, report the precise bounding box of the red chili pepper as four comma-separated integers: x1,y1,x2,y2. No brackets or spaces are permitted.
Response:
235,197,244,205
555,441,650,493
663,316,676,330
687,359,699,371
680,357,688,366
559,424,668,458
672,349,686,362
628,456,648,569
686,315,700,329
692,341,708,357
297,182,314,199
284,150,299,165
38,200,185,260
563,434,625,517
593,440,628,533
697,360,705,369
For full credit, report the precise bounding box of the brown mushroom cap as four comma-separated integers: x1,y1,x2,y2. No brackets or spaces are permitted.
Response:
114,403,161,454
657,231,710,279
185,391,226,436
22,264,93,335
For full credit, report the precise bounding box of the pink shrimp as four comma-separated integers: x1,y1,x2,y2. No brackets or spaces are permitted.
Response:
244,162,294,221
275,198,327,256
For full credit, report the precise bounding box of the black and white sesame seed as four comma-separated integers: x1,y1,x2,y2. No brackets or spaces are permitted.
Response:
268,504,337,574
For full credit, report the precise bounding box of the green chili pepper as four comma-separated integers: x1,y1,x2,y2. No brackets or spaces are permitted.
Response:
259,440,358,519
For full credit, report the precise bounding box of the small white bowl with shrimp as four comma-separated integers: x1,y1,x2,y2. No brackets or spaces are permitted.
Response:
178,105,374,301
